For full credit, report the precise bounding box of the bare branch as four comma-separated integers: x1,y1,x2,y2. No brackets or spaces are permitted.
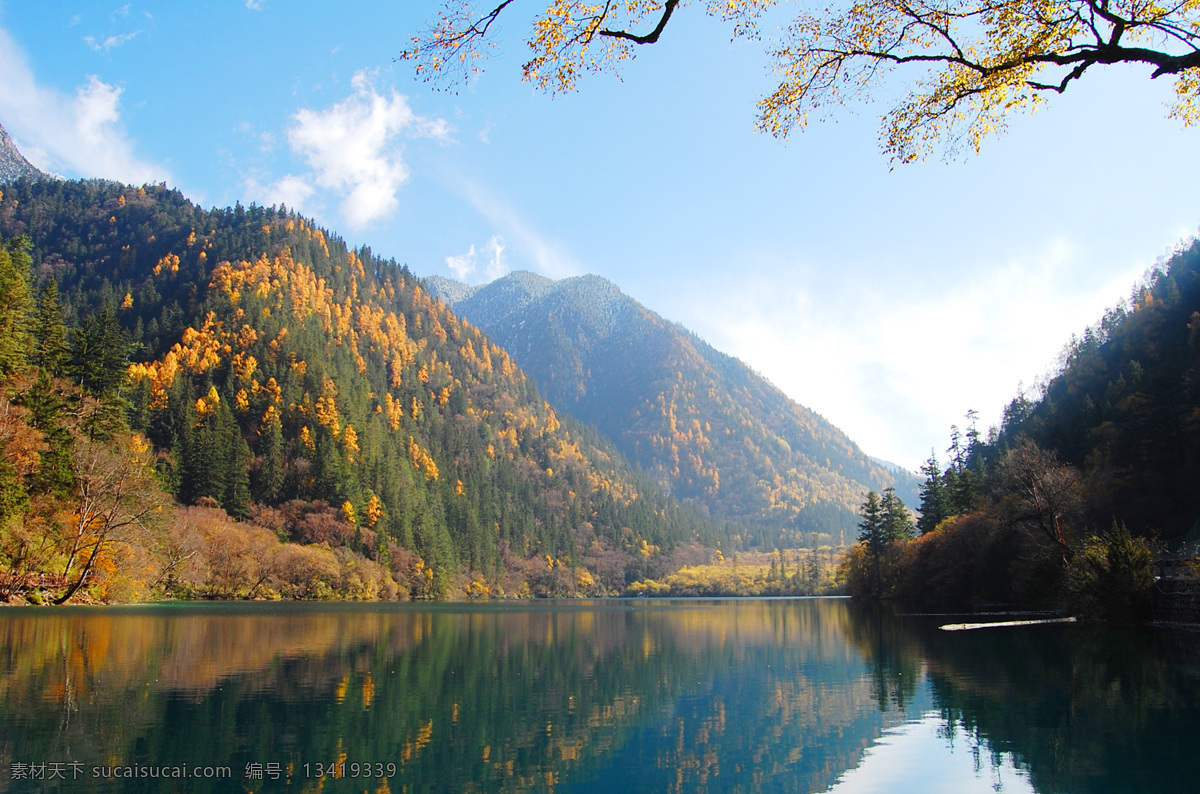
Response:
599,0,680,44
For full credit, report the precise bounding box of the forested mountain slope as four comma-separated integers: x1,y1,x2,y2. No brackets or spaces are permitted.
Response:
428,272,918,546
992,238,1200,539
0,178,717,596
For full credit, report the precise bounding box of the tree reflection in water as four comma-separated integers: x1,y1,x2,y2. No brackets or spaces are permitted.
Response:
1,600,1198,792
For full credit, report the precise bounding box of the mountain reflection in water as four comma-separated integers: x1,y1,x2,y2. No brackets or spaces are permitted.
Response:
1,599,1198,792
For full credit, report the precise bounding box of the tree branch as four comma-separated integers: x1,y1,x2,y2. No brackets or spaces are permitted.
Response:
599,0,680,44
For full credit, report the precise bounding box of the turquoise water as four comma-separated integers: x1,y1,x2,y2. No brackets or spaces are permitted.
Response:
1,598,1198,792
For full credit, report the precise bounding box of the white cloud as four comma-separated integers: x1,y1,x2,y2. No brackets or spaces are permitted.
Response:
0,25,167,185
281,70,450,229
827,712,1032,794
666,236,1149,472
246,0,266,9
444,235,509,283
84,30,142,52
461,180,580,279
446,244,477,281
483,235,508,280
244,172,314,213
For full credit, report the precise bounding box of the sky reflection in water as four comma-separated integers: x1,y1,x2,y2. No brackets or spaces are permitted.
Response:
1,599,1197,793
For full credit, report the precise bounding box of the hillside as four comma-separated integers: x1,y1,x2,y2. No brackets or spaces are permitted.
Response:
0,178,718,598
992,238,1200,539
428,272,918,546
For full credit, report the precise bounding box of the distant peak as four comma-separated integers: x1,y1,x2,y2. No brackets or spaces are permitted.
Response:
0,123,48,184
423,275,478,307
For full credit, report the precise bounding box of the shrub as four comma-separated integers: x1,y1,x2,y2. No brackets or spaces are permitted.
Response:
1066,521,1154,622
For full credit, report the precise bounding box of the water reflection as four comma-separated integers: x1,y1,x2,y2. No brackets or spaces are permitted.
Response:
1,600,1198,792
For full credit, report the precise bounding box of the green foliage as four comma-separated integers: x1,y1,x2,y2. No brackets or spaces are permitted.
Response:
1066,522,1155,622
440,272,920,545
0,178,721,598
845,488,914,598
31,278,69,376
69,300,131,398
990,238,1200,538
916,453,947,534
0,235,34,376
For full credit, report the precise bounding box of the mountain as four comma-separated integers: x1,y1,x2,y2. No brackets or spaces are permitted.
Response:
0,179,720,597
0,124,47,184
991,237,1200,539
428,271,918,545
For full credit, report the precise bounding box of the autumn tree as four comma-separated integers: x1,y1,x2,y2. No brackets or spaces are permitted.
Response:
991,437,1084,565
401,0,1200,161
53,433,170,604
0,385,45,527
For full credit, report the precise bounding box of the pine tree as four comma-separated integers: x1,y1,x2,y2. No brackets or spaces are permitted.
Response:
69,300,131,398
18,369,75,497
945,422,981,515
857,491,886,597
31,278,69,376
225,431,252,519
881,487,915,543
0,236,34,376
254,414,285,503
916,453,947,534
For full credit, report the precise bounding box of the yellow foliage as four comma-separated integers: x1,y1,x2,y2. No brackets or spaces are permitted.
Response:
195,385,221,418
408,436,439,481
364,493,385,528
315,379,341,438
403,0,1200,163
464,577,490,599
152,253,180,276
343,424,359,462
385,393,403,431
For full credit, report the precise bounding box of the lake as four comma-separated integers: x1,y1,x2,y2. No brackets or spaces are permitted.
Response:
2,598,1199,792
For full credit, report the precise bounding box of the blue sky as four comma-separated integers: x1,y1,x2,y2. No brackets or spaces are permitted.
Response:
2,1,1198,471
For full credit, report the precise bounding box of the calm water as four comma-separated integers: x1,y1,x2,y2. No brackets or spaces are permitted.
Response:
2,598,1200,793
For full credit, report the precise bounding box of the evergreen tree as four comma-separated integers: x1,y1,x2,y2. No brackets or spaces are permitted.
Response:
69,300,131,398
880,487,915,543
0,236,34,376
254,414,285,504
916,453,947,534
857,491,886,597
945,422,982,515
225,431,252,519
18,369,75,498
31,278,70,376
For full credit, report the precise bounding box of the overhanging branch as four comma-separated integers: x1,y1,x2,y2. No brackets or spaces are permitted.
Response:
600,0,680,44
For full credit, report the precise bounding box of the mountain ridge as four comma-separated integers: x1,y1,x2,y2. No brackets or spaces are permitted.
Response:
429,271,919,544
0,178,722,597
0,123,48,184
